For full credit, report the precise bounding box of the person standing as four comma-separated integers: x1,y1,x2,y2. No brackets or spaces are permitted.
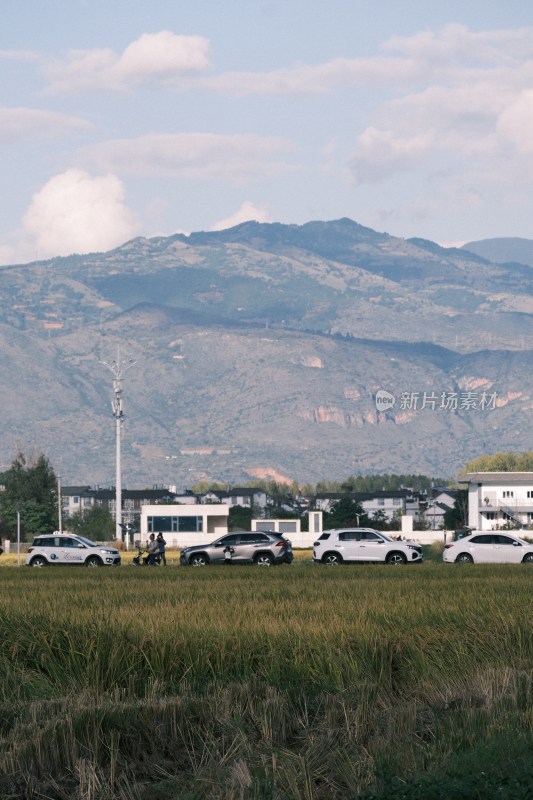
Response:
156,532,167,566
223,545,234,565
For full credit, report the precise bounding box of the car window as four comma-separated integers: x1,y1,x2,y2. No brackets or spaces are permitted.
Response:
238,533,269,543
470,535,493,544
338,532,359,541
218,535,240,547
76,536,98,547
360,532,382,541
36,537,60,547
318,533,330,540
494,535,519,546
63,537,84,548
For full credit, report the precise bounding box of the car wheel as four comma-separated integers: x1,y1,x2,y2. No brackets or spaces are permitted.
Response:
86,556,102,567
522,553,533,563
30,556,47,568
254,553,273,566
386,552,407,565
190,554,208,567
322,552,342,565
455,553,473,564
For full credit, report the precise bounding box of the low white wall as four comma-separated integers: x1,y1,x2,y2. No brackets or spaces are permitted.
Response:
409,530,452,545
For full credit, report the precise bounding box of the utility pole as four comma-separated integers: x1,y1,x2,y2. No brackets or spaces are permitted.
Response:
57,473,63,533
101,347,136,546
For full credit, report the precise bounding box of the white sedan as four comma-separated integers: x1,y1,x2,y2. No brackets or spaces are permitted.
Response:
443,532,533,564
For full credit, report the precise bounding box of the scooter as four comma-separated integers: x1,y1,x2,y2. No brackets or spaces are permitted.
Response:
131,542,161,566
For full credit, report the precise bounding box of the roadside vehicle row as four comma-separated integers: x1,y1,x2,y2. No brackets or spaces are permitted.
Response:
21,528,533,568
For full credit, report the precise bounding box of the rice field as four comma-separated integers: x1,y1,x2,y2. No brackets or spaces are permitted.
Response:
1,555,533,799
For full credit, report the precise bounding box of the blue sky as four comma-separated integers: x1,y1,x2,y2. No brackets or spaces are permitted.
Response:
2,0,533,264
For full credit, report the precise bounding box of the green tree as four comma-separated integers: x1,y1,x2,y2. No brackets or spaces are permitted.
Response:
443,489,469,530
461,451,533,474
0,452,57,541
68,506,116,541
228,505,252,531
324,497,368,528
370,509,388,530
190,481,227,494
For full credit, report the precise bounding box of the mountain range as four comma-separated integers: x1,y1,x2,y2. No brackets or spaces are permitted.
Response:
3,217,533,488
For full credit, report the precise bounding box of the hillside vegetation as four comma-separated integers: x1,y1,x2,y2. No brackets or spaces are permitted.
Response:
1,218,532,486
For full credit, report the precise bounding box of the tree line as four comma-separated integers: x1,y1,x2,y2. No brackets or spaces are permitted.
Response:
0,452,114,542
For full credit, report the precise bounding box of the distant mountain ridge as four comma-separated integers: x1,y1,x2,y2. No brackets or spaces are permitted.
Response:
1,218,533,487
462,237,533,267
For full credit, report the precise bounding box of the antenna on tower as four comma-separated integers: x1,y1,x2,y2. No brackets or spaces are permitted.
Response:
100,345,136,547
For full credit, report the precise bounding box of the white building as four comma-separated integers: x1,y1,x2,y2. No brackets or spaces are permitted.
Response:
200,487,270,510
139,503,229,548
464,472,533,531
313,490,422,523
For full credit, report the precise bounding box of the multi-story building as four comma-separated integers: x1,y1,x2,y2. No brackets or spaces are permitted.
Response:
463,472,533,531
312,489,425,524
61,485,183,530
200,487,271,510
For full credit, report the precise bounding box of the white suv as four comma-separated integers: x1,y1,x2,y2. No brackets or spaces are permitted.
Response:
313,528,423,565
25,533,121,567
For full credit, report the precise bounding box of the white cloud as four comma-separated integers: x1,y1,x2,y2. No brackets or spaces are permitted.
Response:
382,24,533,64
202,56,417,96
497,90,533,154
80,133,299,180
200,24,533,97
350,127,434,182
117,32,210,80
44,31,210,93
22,169,138,258
0,106,88,141
212,202,271,231
344,24,533,186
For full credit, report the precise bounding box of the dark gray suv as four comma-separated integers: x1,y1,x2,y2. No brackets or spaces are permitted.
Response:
180,531,293,566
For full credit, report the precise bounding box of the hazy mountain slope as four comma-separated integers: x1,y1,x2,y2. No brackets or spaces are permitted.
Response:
462,237,533,267
0,218,532,486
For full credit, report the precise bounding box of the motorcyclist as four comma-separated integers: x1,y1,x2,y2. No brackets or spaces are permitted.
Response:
143,533,160,565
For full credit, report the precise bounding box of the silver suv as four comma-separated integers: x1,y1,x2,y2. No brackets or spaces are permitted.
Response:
180,531,293,566
25,533,121,567
313,528,423,565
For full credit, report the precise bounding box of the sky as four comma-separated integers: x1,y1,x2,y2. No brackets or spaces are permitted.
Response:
2,0,533,265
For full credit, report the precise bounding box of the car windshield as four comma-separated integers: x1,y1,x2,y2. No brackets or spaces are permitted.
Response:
76,536,99,548
378,533,394,542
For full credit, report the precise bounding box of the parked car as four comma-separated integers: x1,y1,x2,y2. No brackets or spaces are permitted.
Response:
313,528,423,565
443,532,533,564
25,533,121,567
179,531,293,566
